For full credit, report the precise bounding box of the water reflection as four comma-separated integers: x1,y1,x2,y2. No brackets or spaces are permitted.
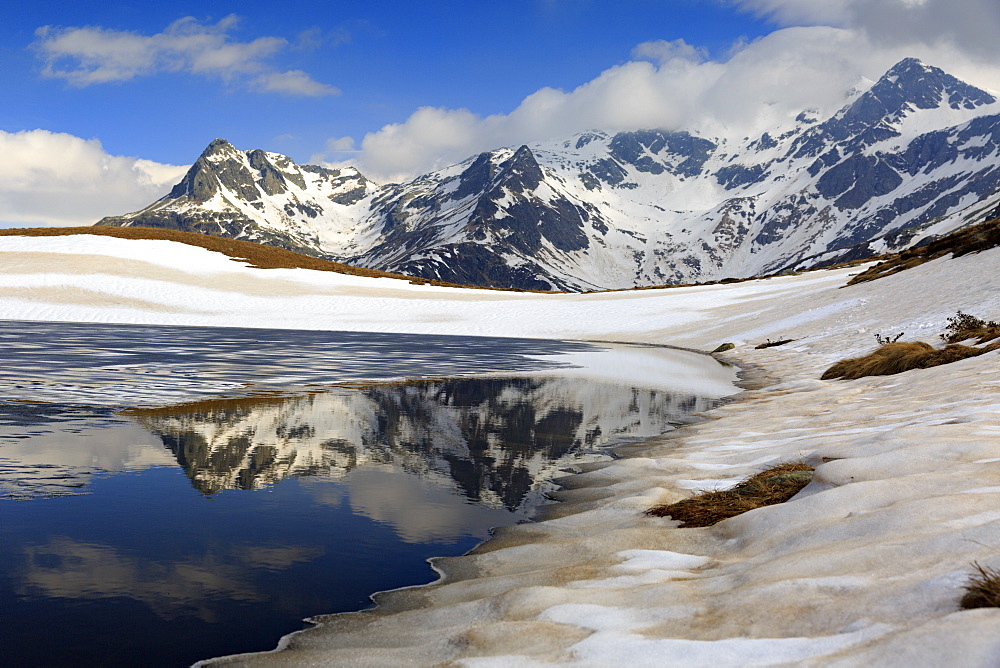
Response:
0,403,171,499
18,537,321,621
130,377,715,519
0,322,736,666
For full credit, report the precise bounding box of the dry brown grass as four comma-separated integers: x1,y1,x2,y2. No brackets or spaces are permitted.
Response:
961,562,1000,609
646,462,814,527
0,226,556,293
119,392,321,417
847,216,1000,286
821,340,1000,380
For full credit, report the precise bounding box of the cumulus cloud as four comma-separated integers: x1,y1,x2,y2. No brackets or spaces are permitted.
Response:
0,129,187,227
252,69,337,96
322,0,1000,182
33,15,338,96
631,38,709,65
734,0,1000,59
731,0,859,26
308,136,359,164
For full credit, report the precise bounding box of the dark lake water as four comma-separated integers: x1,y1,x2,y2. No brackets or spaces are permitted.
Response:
0,320,737,667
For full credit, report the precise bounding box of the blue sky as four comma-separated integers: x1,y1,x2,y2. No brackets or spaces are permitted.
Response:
3,0,1000,226
2,1,774,165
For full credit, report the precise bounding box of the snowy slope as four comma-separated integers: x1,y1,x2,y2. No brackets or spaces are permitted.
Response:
99,59,1000,291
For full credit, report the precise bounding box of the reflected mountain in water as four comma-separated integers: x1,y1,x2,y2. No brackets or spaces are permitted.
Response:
131,376,717,513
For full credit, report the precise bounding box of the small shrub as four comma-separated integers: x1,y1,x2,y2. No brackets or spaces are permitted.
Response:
755,338,794,349
941,311,1000,344
874,332,904,345
961,562,1000,609
646,462,814,527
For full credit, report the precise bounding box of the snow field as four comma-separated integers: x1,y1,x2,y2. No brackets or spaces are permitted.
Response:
5,234,1000,665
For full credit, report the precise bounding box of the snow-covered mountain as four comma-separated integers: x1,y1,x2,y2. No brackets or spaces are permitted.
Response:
98,139,382,258
98,58,1000,291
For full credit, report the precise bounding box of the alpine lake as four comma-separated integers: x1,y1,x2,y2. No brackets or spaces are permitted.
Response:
0,320,738,666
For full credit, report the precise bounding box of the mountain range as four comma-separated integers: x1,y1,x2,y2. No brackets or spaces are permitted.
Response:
97,58,1000,291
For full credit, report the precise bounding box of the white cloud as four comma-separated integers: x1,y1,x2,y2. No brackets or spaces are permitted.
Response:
323,1,1000,182
308,136,358,164
0,129,187,228
347,107,488,181
733,0,1000,59
33,15,337,97
631,38,709,65
253,69,340,97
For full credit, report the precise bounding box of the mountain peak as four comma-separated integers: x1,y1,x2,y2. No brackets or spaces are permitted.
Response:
792,59,996,160
885,57,930,77
499,145,544,191
868,58,995,114
199,138,238,159
167,139,250,202
99,75,1000,293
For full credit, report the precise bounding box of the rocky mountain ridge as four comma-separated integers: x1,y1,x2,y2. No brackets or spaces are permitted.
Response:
98,58,1000,291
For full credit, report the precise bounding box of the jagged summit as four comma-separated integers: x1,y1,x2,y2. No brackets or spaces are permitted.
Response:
101,139,377,257
868,57,995,116
98,59,1000,291
791,59,997,163
202,137,237,155
846,58,994,132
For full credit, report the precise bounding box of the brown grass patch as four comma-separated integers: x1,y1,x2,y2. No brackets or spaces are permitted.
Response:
646,462,814,527
961,562,1000,609
847,217,1000,286
821,340,1000,380
0,226,556,293
119,392,322,418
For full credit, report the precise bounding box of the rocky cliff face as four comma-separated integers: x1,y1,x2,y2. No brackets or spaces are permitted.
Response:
98,58,1000,291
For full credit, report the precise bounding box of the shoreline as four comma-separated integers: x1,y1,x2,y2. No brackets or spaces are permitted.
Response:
196,345,771,666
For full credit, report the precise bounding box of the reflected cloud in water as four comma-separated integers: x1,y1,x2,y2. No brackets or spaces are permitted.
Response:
18,536,323,622
0,404,172,499
306,469,515,544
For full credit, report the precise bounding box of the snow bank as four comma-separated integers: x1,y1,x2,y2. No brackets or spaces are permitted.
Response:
5,234,1000,664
